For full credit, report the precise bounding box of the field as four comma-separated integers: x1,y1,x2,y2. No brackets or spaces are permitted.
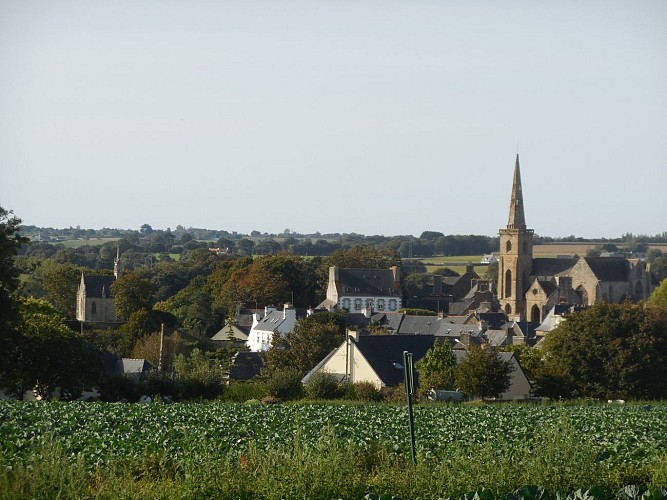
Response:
1,401,666,499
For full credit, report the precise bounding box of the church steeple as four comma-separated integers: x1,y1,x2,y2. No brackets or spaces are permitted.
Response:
507,154,526,230
498,154,534,321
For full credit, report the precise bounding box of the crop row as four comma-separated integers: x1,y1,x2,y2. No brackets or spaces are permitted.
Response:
1,401,666,469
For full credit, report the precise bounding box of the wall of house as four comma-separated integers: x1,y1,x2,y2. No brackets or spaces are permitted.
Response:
314,342,384,389
339,296,401,313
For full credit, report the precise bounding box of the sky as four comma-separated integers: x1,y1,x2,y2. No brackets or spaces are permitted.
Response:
1,1,666,238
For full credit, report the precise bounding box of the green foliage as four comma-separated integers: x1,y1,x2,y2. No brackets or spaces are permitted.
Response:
173,348,226,399
0,206,28,374
648,278,667,311
352,381,383,402
2,296,103,398
455,347,513,399
484,260,499,282
111,271,155,319
304,371,341,400
40,263,81,318
265,311,347,374
221,381,267,402
2,402,667,498
264,367,304,400
399,308,437,316
538,302,667,400
432,267,460,277
324,244,401,271
416,339,457,392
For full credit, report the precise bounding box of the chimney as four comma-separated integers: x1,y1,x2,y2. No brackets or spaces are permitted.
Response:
329,266,339,283
283,303,295,320
390,265,400,283
361,307,372,319
466,264,474,274
347,328,360,342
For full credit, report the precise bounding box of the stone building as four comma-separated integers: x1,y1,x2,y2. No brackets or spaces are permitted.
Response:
497,155,653,322
76,247,121,324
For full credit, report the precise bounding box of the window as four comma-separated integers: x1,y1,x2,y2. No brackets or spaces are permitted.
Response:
365,298,374,309
377,299,385,310
354,298,362,310
91,301,97,317
505,240,512,253
342,298,351,310
389,299,397,311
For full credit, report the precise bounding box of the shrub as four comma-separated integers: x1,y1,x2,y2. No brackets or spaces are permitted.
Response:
265,368,304,400
352,381,383,402
98,374,140,402
222,381,267,402
304,372,341,400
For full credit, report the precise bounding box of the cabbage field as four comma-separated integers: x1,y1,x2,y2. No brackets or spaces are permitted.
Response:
1,401,666,469
2,401,667,498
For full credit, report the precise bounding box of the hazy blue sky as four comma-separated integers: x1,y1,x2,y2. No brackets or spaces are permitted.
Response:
1,1,665,238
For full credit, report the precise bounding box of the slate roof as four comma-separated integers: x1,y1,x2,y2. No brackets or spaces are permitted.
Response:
354,335,437,387
531,258,576,278
253,308,306,332
538,280,557,296
477,312,507,329
82,275,116,298
338,268,401,296
116,358,152,375
583,257,629,281
229,352,263,380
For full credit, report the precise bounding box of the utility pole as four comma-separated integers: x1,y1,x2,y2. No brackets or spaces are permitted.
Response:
158,323,165,372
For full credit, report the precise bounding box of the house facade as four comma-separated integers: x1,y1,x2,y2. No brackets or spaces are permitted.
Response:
318,266,402,313
498,155,653,322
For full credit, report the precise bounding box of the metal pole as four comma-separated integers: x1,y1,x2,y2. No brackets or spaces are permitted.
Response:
403,351,417,465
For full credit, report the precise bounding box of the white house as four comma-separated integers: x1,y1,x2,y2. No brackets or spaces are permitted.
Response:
247,304,301,352
317,266,402,313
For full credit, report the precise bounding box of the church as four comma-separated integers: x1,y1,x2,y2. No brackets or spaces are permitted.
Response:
76,248,121,324
497,155,652,323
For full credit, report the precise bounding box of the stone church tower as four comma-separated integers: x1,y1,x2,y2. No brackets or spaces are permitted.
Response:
498,155,534,321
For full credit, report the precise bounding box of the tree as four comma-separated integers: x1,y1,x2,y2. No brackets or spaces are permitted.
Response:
455,347,513,399
432,267,460,277
538,302,667,400
0,206,29,376
0,207,27,312
111,271,154,319
416,340,456,392
483,261,498,284
265,312,347,374
324,244,401,270
2,296,103,399
41,263,81,318
648,278,667,310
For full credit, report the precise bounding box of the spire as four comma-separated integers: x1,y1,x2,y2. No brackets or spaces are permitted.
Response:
507,154,527,230
114,246,120,279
